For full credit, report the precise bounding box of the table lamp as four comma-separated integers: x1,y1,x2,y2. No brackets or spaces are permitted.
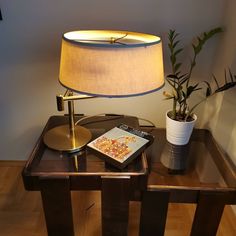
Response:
43,30,164,152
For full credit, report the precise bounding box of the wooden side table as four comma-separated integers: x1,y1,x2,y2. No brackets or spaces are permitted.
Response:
139,128,236,236
22,115,148,236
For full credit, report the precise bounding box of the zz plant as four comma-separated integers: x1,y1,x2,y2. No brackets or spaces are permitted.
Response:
164,27,236,121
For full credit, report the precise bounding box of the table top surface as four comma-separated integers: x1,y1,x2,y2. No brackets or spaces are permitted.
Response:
23,115,148,178
23,115,236,191
143,127,236,190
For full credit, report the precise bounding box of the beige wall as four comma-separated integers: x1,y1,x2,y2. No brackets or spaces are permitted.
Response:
199,0,236,215
0,0,226,160
200,0,236,165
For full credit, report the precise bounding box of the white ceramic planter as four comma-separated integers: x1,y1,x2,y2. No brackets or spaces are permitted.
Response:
166,111,197,145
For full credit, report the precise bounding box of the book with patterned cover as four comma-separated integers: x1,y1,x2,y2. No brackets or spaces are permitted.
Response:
87,124,154,169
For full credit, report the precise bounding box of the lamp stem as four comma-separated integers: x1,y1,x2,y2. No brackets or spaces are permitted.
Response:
43,90,92,152
67,92,75,137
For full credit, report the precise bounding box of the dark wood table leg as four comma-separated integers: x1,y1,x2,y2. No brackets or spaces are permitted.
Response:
40,176,74,236
101,176,130,236
190,191,226,236
139,190,170,236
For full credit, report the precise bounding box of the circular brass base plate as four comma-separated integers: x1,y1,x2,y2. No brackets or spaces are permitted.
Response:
43,125,92,152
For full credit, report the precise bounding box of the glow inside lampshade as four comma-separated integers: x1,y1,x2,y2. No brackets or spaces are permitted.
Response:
59,30,164,97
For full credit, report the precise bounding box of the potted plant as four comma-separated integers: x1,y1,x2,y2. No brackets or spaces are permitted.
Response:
163,27,236,145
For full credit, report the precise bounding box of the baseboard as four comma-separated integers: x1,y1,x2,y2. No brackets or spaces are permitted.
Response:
0,160,26,167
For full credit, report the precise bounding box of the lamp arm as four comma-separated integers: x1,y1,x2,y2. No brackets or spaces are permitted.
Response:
56,92,94,111
55,90,95,145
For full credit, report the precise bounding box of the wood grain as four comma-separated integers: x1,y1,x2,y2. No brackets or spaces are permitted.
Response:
0,161,235,236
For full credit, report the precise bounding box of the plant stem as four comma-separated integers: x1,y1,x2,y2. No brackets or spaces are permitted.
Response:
172,99,177,119
186,54,197,88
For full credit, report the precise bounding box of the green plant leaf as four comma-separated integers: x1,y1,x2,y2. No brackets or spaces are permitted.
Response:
163,91,174,99
172,32,179,40
203,81,212,97
174,63,182,72
224,69,227,84
163,97,174,100
169,30,175,38
173,40,180,49
212,74,220,88
180,75,189,85
178,73,188,79
166,78,177,83
213,69,236,93
174,48,183,56
215,82,236,92
197,36,202,43
167,74,179,79
192,27,223,56
229,68,234,82
206,87,211,97
166,78,176,88
186,83,200,97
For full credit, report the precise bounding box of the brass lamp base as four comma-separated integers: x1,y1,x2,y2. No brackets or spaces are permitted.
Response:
43,124,92,153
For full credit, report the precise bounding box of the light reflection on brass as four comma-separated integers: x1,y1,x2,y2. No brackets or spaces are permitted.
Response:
43,124,92,152
74,155,79,172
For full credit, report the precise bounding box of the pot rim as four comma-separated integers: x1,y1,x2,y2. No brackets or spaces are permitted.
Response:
166,110,197,124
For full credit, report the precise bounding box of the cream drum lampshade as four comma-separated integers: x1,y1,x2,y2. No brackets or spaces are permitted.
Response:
59,30,164,97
